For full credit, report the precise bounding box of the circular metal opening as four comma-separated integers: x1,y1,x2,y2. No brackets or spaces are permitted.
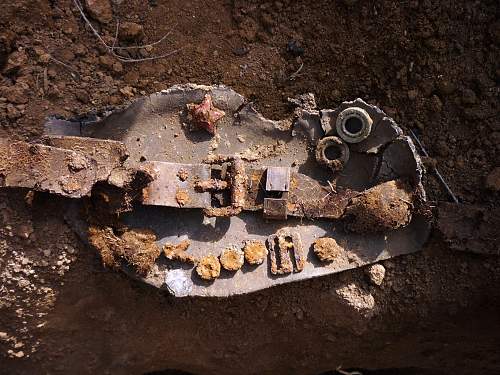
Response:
324,144,342,160
315,136,350,172
335,107,373,143
344,116,363,135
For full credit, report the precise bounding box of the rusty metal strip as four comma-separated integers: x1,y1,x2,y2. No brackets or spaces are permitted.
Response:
0,138,97,198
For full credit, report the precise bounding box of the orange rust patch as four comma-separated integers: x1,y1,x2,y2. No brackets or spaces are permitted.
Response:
313,237,343,262
243,240,267,265
196,255,221,280
219,248,244,271
163,240,197,264
175,189,190,206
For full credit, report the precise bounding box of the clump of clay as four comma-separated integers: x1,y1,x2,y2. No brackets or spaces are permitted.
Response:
313,237,343,262
163,240,197,264
219,247,244,271
196,255,221,280
344,180,413,233
175,189,190,206
366,264,386,286
243,240,267,265
88,226,161,275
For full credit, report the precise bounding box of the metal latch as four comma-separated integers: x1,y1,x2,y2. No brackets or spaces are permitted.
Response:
263,166,290,220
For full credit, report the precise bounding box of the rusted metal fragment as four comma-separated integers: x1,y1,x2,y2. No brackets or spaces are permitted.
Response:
315,136,350,172
186,94,225,135
344,180,413,233
163,240,198,264
219,247,244,271
377,137,423,186
267,230,305,275
437,203,499,255
87,226,161,275
41,135,128,181
196,255,221,280
202,155,247,217
313,237,344,262
0,138,97,198
243,240,268,265
142,162,211,208
194,179,229,191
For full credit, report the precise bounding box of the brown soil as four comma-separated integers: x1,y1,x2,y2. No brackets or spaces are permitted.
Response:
0,0,499,374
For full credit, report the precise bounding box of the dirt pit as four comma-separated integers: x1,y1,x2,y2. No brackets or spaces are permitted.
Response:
0,0,499,374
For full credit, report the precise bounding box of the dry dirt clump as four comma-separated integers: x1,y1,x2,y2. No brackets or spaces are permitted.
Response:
313,237,343,262
87,226,161,275
344,180,413,233
366,264,386,286
163,240,197,264
219,247,244,271
196,255,221,280
243,240,267,265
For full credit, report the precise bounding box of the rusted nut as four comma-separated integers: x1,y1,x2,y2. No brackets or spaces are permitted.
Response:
336,107,372,143
313,237,343,262
315,136,350,171
219,247,244,271
243,240,267,265
196,255,221,280
344,180,413,233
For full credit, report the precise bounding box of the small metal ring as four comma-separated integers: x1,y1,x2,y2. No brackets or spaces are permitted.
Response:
335,107,373,143
315,136,350,172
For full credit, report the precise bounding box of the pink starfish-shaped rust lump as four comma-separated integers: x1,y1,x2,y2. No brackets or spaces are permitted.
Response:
186,94,225,135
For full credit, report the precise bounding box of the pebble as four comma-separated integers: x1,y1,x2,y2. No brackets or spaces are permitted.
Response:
366,264,386,286
84,0,113,24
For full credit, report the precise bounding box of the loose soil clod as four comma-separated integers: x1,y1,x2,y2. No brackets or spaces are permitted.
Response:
243,240,268,265
219,247,244,271
196,255,221,280
313,237,343,262
87,226,161,275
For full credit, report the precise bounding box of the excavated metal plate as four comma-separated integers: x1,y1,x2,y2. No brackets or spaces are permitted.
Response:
44,84,431,297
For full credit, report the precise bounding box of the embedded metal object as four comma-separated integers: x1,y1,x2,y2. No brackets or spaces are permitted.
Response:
267,230,305,275
315,136,350,171
335,107,373,143
0,84,431,297
263,166,291,220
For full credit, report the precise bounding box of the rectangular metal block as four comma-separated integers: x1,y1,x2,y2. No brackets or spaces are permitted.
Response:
263,197,288,220
265,166,290,192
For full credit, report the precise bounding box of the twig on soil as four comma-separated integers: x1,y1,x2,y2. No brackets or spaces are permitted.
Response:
289,62,304,80
48,56,80,80
409,129,459,203
73,0,182,62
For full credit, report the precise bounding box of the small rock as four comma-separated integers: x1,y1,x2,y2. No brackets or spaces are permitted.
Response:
286,40,304,57
98,54,115,70
437,80,455,96
112,61,123,73
429,95,443,112
461,88,477,105
84,0,113,24
366,264,386,286
486,167,500,192
119,22,145,42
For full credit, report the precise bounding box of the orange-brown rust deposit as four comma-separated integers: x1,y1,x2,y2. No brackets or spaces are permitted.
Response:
88,226,161,275
163,240,197,264
196,255,221,280
175,189,191,207
243,240,268,265
177,168,189,181
219,248,244,271
344,180,413,233
186,94,225,135
313,237,343,262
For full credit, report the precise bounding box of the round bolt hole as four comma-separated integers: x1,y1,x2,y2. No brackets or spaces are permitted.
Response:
344,116,363,135
324,145,342,161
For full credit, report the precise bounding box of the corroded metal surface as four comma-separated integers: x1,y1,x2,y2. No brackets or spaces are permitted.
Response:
1,83,432,297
